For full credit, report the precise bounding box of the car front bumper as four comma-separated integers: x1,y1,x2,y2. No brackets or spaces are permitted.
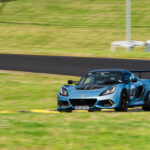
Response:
57,94,120,110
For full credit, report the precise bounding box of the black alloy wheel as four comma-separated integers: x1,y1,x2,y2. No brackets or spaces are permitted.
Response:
142,92,150,111
115,91,128,112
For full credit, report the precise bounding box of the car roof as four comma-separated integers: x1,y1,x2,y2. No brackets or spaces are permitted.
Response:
89,69,131,75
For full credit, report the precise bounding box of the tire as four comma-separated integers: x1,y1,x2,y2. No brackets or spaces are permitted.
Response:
115,90,129,112
142,92,150,111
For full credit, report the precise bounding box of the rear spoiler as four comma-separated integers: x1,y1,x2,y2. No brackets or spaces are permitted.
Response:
130,70,150,78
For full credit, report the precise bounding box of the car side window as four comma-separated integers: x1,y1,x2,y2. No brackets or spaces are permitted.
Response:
124,74,132,82
124,73,138,83
131,73,138,80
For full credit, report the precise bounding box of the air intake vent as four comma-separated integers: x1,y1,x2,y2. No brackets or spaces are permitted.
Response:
69,99,97,107
99,100,114,107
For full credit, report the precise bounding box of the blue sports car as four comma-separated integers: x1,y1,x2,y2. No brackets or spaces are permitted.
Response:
57,69,150,112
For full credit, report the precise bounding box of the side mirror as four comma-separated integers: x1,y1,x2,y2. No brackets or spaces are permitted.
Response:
131,78,137,83
67,80,79,85
68,80,73,84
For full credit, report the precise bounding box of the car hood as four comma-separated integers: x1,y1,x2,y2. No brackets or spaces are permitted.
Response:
76,84,106,90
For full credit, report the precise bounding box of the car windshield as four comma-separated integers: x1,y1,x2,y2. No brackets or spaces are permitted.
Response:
79,72,123,85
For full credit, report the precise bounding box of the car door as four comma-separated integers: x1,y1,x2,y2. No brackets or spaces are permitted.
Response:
125,73,144,102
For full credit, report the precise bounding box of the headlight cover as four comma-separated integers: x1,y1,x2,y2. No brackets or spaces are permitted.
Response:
60,88,68,96
100,86,116,96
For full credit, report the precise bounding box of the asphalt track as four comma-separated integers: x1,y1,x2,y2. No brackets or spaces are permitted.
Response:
0,54,150,78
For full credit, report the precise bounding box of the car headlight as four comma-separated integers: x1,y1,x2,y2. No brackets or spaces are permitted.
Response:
100,86,116,96
60,88,68,96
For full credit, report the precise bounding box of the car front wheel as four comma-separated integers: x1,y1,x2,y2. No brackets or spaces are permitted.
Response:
142,92,150,111
115,91,128,112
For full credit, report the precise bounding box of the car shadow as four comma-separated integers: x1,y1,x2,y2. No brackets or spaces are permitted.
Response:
102,107,143,113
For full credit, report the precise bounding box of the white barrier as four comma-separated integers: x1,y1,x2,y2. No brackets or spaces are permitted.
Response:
111,41,145,52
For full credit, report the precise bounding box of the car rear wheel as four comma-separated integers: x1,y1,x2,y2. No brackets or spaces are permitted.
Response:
115,91,128,112
142,92,150,111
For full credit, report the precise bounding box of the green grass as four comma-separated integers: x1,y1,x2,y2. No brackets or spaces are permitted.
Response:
0,0,150,59
0,70,150,149
0,70,79,110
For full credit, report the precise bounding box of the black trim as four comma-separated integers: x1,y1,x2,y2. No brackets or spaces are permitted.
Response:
69,99,97,107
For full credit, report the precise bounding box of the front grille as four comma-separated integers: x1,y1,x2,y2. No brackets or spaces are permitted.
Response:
69,99,97,107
